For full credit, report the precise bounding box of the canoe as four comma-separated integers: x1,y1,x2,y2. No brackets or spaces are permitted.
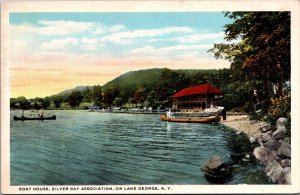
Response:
160,115,221,123
13,115,56,121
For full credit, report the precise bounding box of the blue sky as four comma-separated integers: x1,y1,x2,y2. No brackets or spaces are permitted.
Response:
9,12,232,98
10,12,230,30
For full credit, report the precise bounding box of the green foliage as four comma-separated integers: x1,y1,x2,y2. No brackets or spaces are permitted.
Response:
155,68,190,106
42,97,51,109
146,91,156,107
79,102,93,110
53,95,63,108
103,68,163,92
113,97,124,107
68,91,84,108
82,87,92,102
103,87,120,107
11,96,29,109
210,12,290,103
91,85,103,106
228,131,252,154
246,171,272,184
12,62,290,114
133,88,146,106
10,68,263,111
60,102,72,109
266,93,291,125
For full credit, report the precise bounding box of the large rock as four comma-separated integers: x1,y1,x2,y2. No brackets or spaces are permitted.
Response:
281,159,291,168
253,146,276,165
276,117,288,128
249,136,257,144
263,139,280,150
259,122,272,132
201,155,224,174
265,160,285,183
277,142,291,159
272,126,287,140
261,131,273,142
281,167,291,184
282,167,291,174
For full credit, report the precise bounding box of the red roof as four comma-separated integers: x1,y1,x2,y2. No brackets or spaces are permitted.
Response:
171,84,223,98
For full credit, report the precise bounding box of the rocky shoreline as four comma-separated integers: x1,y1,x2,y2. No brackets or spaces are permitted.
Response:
221,115,291,184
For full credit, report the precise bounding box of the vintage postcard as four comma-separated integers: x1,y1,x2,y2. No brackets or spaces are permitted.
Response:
1,0,300,194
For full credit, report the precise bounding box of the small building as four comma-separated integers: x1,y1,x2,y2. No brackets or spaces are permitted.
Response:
171,83,223,111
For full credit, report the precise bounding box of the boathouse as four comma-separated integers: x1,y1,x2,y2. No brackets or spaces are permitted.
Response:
171,83,223,111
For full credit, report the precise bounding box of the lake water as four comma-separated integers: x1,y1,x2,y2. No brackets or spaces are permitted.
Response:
10,110,270,185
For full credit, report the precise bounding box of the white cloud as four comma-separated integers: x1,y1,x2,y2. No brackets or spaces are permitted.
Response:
109,24,126,32
37,20,95,35
129,46,156,55
101,26,193,44
94,24,126,34
40,37,78,50
81,38,98,44
10,20,95,36
100,35,132,45
94,26,106,34
129,26,193,38
177,32,225,43
81,38,100,51
129,44,213,56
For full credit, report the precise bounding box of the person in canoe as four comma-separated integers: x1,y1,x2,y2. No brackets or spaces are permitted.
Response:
40,110,44,119
167,109,175,118
21,110,25,119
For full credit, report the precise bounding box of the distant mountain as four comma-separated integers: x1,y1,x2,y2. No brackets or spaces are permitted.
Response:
55,68,211,96
102,68,205,90
56,85,91,96
102,68,162,90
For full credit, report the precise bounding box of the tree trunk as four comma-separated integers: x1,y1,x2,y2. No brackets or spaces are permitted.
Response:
264,79,271,107
277,73,284,97
276,62,284,97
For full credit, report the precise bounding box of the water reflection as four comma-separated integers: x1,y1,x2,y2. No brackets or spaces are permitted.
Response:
166,122,172,132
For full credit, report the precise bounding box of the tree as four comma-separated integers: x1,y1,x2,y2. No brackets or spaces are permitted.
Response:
10,98,19,109
92,85,103,106
53,95,63,108
146,91,156,107
15,96,29,109
83,87,92,102
133,88,146,107
155,68,190,106
209,12,290,104
68,91,84,108
10,97,27,109
113,97,123,107
103,87,120,107
42,96,51,109
118,86,133,108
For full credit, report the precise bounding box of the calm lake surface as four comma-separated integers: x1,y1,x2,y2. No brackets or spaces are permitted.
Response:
10,110,270,185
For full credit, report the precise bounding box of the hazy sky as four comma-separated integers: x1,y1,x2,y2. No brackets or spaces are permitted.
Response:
10,12,232,98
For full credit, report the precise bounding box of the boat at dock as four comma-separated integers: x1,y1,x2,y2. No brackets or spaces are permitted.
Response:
160,114,221,123
14,115,56,121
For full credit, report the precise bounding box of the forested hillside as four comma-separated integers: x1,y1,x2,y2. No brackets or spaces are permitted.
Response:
10,67,263,112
